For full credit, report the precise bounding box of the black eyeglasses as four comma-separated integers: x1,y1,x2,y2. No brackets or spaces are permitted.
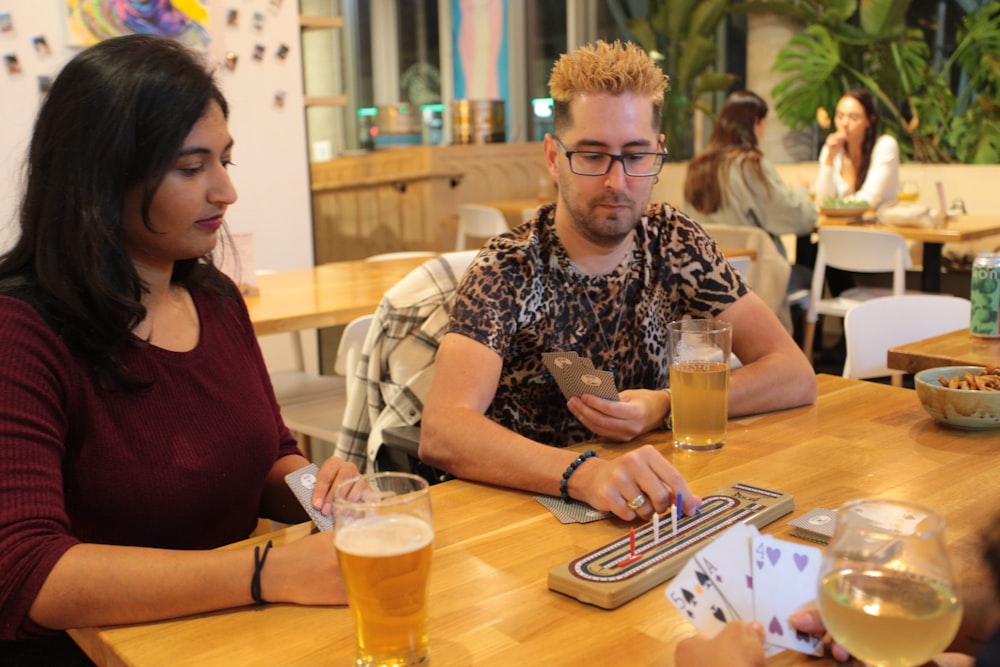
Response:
553,137,668,177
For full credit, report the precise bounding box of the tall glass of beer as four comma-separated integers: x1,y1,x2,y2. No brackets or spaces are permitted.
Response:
667,318,732,450
334,472,433,667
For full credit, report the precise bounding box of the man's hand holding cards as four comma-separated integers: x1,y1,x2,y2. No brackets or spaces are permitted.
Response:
542,351,619,401
666,522,824,657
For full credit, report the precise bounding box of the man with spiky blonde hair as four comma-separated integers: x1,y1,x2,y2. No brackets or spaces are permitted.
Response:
549,40,667,135
421,41,815,521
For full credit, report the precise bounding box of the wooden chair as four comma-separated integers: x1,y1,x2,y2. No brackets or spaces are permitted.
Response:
802,227,913,365
455,204,509,251
843,294,970,386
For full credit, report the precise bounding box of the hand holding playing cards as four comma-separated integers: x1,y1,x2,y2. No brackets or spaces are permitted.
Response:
310,456,360,517
788,608,851,662
567,388,671,442
675,621,767,667
567,444,700,520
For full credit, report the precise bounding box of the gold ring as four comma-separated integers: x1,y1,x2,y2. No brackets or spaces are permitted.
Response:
627,495,646,510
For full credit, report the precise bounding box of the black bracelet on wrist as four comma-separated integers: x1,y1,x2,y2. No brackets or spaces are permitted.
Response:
662,388,672,430
251,540,273,606
560,450,598,502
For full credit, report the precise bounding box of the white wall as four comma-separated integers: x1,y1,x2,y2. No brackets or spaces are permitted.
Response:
0,0,313,272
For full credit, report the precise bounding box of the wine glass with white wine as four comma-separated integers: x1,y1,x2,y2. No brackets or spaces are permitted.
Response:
818,499,963,667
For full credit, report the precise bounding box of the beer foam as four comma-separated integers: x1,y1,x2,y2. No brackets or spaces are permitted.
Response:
335,515,433,557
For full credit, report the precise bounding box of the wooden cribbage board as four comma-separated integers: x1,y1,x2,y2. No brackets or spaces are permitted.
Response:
547,482,794,609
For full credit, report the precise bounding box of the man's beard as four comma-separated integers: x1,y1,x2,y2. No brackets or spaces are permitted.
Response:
567,193,642,248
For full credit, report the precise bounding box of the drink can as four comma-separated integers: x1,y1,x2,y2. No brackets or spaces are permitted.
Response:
970,252,1000,338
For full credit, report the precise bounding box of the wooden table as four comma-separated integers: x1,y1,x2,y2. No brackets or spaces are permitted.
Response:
69,375,1000,666
246,256,430,336
888,327,1000,373
818,214,1000,292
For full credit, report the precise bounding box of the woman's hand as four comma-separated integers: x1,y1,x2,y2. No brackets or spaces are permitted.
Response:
824,130,847,163
311,456,360,517
262,531,348,605
675,622,766,667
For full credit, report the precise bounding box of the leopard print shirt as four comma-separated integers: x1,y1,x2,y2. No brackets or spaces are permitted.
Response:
449,202,748,446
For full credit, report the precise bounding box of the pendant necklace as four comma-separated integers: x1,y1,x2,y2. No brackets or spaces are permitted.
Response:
575,235,635,378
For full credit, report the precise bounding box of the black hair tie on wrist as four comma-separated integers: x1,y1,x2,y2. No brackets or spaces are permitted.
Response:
251,540,273,606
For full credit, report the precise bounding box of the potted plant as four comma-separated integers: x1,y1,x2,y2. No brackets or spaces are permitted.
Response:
736,0,1000,163
625,0,737,159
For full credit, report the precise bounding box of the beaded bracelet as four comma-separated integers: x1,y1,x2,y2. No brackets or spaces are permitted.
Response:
251,540,273,606
560,450,598,502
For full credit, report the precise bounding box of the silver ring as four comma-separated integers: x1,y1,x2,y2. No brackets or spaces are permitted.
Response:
627,495,646,511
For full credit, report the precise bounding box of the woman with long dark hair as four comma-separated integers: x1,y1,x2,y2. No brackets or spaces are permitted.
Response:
0,35,356,663
813,89,900,207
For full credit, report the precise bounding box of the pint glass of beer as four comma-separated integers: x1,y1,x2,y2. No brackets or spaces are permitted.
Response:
667,318,732,450
334,472,433,667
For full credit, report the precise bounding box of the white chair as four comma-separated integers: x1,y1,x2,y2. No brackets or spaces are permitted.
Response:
336,250,478,475
802,227,913,364
275,314,374,460
455,204,509,251
728,255,752,279
843,295,970,386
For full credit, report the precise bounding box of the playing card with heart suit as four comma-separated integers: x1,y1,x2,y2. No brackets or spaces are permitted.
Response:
665,522,824,657
692,521,757,622
750,533,823,655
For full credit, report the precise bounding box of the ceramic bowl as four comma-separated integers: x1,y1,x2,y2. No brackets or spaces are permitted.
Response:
914,366,1000,430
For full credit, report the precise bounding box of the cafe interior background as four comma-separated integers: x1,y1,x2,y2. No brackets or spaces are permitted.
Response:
1,1,996,458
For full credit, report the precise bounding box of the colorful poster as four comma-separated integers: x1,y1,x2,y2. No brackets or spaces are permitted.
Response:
67,0,210,49
451,0,507,101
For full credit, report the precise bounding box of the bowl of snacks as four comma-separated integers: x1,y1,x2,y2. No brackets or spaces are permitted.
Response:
819,197,872,219
914,366,1000,430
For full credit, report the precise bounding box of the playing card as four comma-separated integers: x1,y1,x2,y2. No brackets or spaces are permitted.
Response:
566,367,620,401
665,557,735,637
692,522,758,621
542,351,619,401
284,463,333,532
750,533,823,655
534,495,612,523
788,508,838,545
543,351,590,399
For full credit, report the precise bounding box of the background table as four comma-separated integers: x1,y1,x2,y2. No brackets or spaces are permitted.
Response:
246,256,429,336
888,328,1000,374
818,214,1000,292
70,375,1000,666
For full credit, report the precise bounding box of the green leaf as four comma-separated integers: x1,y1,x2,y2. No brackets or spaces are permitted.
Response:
859,0,911,37
693,72,737,97
625,17,658,52
689,0,728,37
676,35,718,87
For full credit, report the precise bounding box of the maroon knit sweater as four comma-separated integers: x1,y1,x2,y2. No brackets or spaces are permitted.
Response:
0,284,299,639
